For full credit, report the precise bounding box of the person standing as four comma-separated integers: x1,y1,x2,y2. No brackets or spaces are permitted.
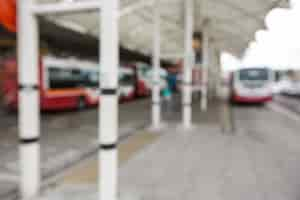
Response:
162,80,172,115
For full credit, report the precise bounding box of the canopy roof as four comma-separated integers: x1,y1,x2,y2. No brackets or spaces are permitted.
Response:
37,0,289,59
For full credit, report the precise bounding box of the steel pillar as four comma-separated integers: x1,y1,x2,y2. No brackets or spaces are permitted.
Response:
18,0,41,199
201,25,209,111
99,1,119,200
211,45,221,98
216,50,222,97
182,0,194,128
151,0,161,130
208,41,217,98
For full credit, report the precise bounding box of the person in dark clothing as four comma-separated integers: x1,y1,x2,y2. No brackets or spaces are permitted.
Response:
167,73,177,92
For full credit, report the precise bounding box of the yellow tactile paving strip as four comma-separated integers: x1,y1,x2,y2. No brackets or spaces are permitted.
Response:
62,131,159,184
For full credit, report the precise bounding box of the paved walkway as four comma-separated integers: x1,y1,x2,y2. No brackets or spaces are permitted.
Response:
38,100,300,200
0,100,151,199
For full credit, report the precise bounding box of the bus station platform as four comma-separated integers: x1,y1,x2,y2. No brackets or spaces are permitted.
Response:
35,99,228,200
35,98,300,200
2,96,300,200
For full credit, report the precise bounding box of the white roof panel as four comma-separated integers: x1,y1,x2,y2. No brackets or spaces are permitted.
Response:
37,0,289,58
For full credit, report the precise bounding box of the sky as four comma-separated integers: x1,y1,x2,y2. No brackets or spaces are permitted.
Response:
221,0,300,72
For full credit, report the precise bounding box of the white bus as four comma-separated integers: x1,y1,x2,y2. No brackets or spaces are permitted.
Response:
230,67,274,104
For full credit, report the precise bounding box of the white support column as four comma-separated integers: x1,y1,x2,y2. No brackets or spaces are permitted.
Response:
151,0,161,130
18,0,40,199
208,42,216,98
211,45,220,98
216,50,222,98
99,0,119,200
201,25,209,111
182,0,194,128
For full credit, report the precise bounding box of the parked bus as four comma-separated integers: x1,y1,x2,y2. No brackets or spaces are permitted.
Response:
119,66,136,101
230,67,274,104
135,62,152,97
1,56,140,111
1,56,100,111
125,62,152,98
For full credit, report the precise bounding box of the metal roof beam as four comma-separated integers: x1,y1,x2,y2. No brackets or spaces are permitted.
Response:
32,0,101,15
119,0,155,17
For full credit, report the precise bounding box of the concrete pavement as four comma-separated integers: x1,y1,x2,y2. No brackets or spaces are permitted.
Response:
0,99,151,199
38,101,300,200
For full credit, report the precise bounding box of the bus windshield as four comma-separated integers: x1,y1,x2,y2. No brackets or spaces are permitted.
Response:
120,74,135,86
239,68,269,81
48,67,99,89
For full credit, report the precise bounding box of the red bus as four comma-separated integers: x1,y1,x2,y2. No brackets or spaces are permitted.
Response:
118,66,136,101
133,62,152,97
1,56,152,111
1,56,100,111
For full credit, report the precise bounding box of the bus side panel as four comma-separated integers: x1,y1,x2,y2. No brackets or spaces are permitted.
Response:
136,79,150,97
41,95,79,111
41,89,99,111
120,91,135,102
1,57,45,111
133,64,151,98
1,56,100,111
1,58,18,109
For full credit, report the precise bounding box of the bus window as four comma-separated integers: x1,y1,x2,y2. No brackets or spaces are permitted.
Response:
120,74,135,86
48,67,84,89
82,71,99,88
239,69,268,81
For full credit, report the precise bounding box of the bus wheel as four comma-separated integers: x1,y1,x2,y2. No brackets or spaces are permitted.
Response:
77,97,86,110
